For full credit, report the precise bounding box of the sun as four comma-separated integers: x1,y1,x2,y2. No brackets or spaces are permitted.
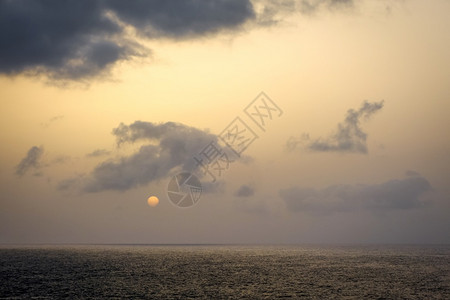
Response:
147,196,159,207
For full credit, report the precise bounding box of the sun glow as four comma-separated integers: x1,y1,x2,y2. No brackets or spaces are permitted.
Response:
147,196,159,207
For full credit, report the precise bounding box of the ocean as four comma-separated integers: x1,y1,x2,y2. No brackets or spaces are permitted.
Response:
1,245,449,299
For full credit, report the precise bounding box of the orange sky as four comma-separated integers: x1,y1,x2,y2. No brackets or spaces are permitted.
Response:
0,0,449,244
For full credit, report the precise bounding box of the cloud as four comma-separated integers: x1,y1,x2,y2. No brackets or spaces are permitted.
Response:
234,185,255,197
0,0,254,82
0,0,145,81
106,0,255,39
86,149,111,158
253,0,354,26
57,176,83,191
279,174,432,214
0,0,364,83
287,100,384,153
40,115,64,128
61,121,218,193
315,0,354,11
202,180,226,194
15,146,44,176
298,0,354,14
112,121,204,146
253,0,297,27
51,155,71,165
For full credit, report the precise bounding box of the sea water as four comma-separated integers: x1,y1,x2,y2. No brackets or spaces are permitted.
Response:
1,245,449,299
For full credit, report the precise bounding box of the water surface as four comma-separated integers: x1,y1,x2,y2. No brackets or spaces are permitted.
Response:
1,245,449,299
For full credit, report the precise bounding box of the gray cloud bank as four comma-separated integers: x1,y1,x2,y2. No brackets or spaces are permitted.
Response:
287,100,384,153
0,0,359,82
59,121,217,193
15,146,44,176
279,174,432,214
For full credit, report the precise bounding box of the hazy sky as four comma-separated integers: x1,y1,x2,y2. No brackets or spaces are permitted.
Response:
1,0,449,244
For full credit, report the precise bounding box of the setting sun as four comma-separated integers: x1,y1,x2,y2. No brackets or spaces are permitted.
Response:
147,196,159,207
1,0,449,298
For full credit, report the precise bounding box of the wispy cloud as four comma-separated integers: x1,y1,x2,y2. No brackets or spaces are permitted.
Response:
40,115,64,128
287,100,384,153
15,146,44,176
86,149,111,158
253,0,354,26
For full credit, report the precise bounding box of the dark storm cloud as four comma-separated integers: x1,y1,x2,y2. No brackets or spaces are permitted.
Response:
63,121,218,193
15,146,44,176
234,185,255,197
0,0,145,81
0,0,254,81
287,100,384,153
279,174,432,213
106,0,255,38
0,0,364,82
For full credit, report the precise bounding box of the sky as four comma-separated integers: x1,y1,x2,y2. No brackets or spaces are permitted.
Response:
0,0,449,244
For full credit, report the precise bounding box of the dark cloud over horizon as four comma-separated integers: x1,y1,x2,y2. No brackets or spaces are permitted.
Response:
287,100,384,153
279,173,432,214
15,146,44,176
